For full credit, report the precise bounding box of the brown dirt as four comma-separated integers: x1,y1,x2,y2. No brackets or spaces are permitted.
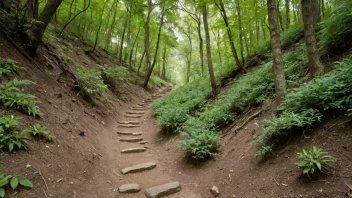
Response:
1,29,352,198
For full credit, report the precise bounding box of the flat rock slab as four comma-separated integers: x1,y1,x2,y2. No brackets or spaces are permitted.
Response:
124,115,142,118
121,162,156,175
119,121,140,124
132,132,142,136
120,138,143,143
121,148,147,153
145,182,181,198
118,184,141,193
117,131,133,135
126,111,145,115
119,124,140,128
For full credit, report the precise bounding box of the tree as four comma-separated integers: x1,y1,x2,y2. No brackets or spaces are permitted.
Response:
202,3,217,96
301,0,324,78
267,0,286,103
26,0,64,55
214,0,247,73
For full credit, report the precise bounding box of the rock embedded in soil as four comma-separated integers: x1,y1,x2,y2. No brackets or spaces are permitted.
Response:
210,186,220,197
117,131,133,135
119,124,140,128
132,132,142,136
124,115,142,118
145,181,181,198
119,121,140,124
126,111,145,115
120,138,143,143
121,162,156,175
139,141,148,144
118,184,141,193
121,148,147,153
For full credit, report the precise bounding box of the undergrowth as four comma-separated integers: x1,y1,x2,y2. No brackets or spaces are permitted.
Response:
0,78,42,117
257,57,352,155
0,59,23,75
152,78,212,130
180,47,308,158
77,67,108,97
99,65,131,89
0,173,32,198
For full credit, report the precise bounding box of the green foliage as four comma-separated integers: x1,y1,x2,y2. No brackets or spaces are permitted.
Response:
0,59,23,75
319,0,352,51
258,58,352,150
296,146,336,176
0,115,27,152
99,65,131,89
0,174,33,198
0,78,42,117
22,124,55,142
152,78,212,130
150,76,167,87
255,145,272,157
181,47,308,158
77,67,108,96
280,25,304,49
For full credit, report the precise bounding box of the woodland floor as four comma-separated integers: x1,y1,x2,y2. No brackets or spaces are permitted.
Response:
0,32,352,198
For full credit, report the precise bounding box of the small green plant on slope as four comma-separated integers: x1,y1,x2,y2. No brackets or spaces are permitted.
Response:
0,78,42,117
98,65,131,89
0,174,33,198
150,76,167,87
180,47,308,159
257,58,352,154
0,115,54,152
0,59,23,75
296,146,336,176
77,67,108,96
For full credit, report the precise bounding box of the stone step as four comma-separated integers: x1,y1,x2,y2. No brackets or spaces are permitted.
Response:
121,148,147,153
118,121,140,124
119,124,140,128
144,100,153,103
138,103,147,106
132,132,142,136
132,107,147,110
145,182,181,198
139,141,148,144
121,162,156,175
126,111,145,115
124,115,142,118
117,131,133,135
120,138,143,143
118,184,141,194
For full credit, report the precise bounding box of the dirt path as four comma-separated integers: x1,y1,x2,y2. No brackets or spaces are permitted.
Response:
98,91,200,198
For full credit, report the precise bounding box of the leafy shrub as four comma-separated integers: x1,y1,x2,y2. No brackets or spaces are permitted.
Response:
77,67,108,96
99,65,131,89
0,78,42,117
0,115,54,152
296,146,336,176
22,124,55,142
0,174,33,198
181,47,309,158
258,58,352,151
152,78,212,130
319,0,352,51
0,115,27,152
150,76,167,87
0,59,23,75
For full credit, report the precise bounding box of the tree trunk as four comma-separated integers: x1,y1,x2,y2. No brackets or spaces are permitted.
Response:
277,0,285,31
161,48,167,80
92,0,107,52
216,0,247,72
235,0,245,65
143,8,165,88
301,0,324,78
285,0,290,29
119,17,128,62
137,49,146,76
268,0,286,104
312,0,321,25
202,4,217,97
196,17,204,76
26,0,63,55
129,27,141,70
144,0,153,77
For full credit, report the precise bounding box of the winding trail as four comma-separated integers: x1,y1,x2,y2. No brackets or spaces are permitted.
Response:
111,90,199,198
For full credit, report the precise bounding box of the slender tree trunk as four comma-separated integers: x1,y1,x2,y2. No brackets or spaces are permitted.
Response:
92,0,107,52
301,0,324,78
144,0,153,77
235,0,245,65
261,18,267,40
161,48,167,80
129,27,141,70
312,0,321,25
268,0,286,104
277,0,285,31
105,0,118,49
143,10,165,88
26,0,63,55
202,4,217,97
137,49,146,76
285,0,290,29
196,18,205,76
119,18,128,62
216,0,247,72
321,0,325,18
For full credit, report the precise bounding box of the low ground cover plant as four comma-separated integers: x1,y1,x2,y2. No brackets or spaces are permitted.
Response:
76,67,108,97
0,173,32,198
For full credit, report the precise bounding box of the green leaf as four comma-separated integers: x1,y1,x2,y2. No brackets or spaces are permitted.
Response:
10,177,18,189
19,179,33,188
9,143,14,152
315,162,322,171
57,178,63,183
0,188,4,198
